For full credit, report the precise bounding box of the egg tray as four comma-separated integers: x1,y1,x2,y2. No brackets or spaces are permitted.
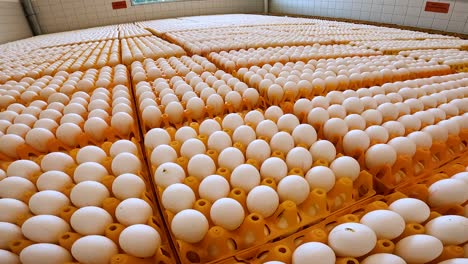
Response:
346,130,468,194
216,192,465,264
395,153,468,213
143,130,375,263
0,139,179,264
0,40,122,84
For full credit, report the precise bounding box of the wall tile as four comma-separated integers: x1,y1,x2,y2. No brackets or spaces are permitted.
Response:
271,0,468,34
0,0,33,44
32,0,264,33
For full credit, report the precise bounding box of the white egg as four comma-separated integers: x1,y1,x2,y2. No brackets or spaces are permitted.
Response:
71,206,113,235
330,156,360,181
171,209,208,243
360,210,405,240
428,179,468,207
154,162,185,188
365,144,397,170
277,175,310,205
119,224,161,258
395,235,443,264
343,130,370,155
116,198,153,226
292,242,336,264
162,183,196,213
0,222,22,250
387,137,416,157
309,140,336,163
73,162,108,183
20,243,72,264
36,171,72,192
210,198,245,231
144,128,171,150
187,154,216,180
6,160,41,180
112,173,146,200
71,235,118,264
328,223,377,257
207,131,232,153
0,198,29,223
199,175,230,203
246,185,279,218
28,190,70,216
111,153,141,176
246,139,271,163
388,198,430,223
305,166,336,192
286,147,313,172
0,249,20,264
361,253,406,264
22,215,70,243
425,215,468,245
70,181,109,208
109,140,138,158
0,176,36,200
270,131,295,154
231,164,261,193
292,124,317,148
260,157,288,182
218,147,245,172
76,146,107,164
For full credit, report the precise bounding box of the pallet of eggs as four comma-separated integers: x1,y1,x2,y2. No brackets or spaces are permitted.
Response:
130,55,217,83
43,40,121,74
218,185,467,264
132,60,262,131
283,73,468,192
235,55,453,105
0,40,120,84
121,36,186,65
143,107,375,263
0,65,139,159
165,26,337,55
0,139,177,264
208,44,383,72
399,49,468,73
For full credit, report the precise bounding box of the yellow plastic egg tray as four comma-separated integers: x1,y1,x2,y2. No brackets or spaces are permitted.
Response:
1,13,468,264
217,191,466,264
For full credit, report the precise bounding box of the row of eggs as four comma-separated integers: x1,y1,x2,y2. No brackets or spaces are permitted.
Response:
208,44,382,70
353,39,468,52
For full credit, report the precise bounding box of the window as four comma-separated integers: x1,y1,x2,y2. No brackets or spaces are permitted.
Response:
131,0,189,5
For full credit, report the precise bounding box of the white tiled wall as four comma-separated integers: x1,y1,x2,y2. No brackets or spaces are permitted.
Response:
0,0,33,44
31,0,265,34
271,0,468,34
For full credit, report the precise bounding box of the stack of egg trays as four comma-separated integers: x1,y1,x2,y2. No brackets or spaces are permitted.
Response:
216,190,465,264
0,138,178,264
141,119,375,263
